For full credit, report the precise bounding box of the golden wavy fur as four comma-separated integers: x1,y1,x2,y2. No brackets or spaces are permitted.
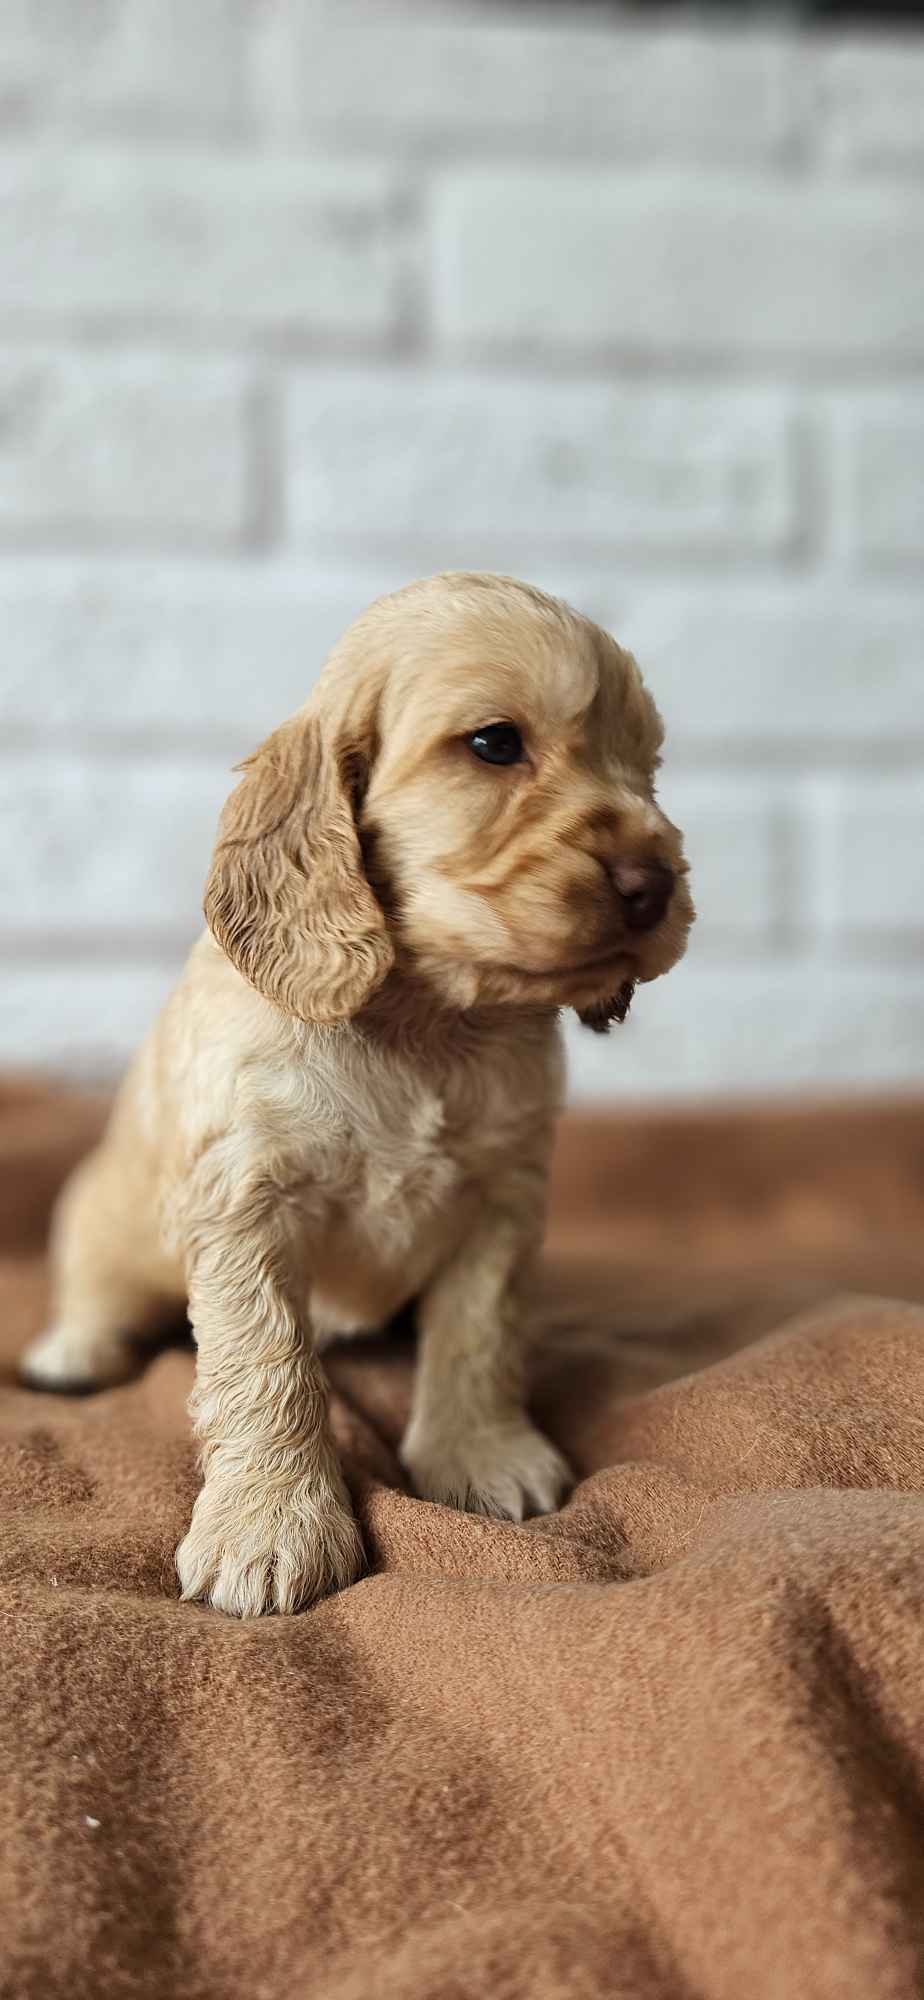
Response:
21,573,694,1618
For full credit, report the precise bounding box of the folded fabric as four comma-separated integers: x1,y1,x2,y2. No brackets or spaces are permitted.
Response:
1,1080,922,2000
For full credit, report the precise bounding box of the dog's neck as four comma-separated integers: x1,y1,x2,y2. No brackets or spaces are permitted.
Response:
348,965,555,1063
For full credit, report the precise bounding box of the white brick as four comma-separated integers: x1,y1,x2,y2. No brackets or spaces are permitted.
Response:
270,8,793,162
0,564,401,743
0,962,180,1080
614,587,924,748
1,149,407,342
564,961,924,1100
0,756,231,935
287,372,797,558
839,404,924,569
0,353,251,547
0,0,246,137
660,778,783,942
805,779,924,939
433,170,924,360
818,40,924,175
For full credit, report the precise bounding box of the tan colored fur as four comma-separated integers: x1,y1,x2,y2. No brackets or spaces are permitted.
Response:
22,573,693,1618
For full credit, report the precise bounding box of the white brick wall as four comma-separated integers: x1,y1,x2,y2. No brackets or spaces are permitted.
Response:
286,372,798,556
616,588,924,747
0,563,396,742
0,352,253,546
817,39,924,174
433,170,924,362
262,11,796,162
0,756,230,936
804,778,924,943
0,1,249,138
1,0,923,1104
1,149,410,340
838,399,924,570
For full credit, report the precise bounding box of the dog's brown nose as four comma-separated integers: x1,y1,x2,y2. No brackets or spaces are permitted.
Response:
611,858,675,933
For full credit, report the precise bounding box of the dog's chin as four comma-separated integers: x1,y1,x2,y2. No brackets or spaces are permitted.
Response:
415,948,640,1019
576,980,637,1034
573,928,688,1032
404,945,626,1017
406,910,690,1018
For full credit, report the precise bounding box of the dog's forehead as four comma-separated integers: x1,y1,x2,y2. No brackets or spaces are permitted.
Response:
391,609,606,732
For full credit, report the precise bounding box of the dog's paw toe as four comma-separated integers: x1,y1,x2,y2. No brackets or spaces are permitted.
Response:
177,1480,364,1618
402,1421,570,1523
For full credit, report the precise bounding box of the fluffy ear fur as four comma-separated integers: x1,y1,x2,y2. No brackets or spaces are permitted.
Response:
204,710,394,1025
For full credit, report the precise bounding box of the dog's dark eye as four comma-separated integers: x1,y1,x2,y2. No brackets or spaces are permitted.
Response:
468,723,524,767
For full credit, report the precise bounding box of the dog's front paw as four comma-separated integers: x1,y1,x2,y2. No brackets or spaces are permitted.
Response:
401,1418,570,1522
19,1323,138,1392
176,1467,364,1617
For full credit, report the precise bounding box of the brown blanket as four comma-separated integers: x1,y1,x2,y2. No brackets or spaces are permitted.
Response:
2,1080,923,2000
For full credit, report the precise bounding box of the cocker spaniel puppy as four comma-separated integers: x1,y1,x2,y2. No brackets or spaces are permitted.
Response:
21,573,694,1618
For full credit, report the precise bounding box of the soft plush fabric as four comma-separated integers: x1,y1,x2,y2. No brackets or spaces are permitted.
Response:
1,1079,923,2000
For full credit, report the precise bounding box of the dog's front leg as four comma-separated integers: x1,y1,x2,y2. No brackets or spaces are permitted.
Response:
175,1210,363,1617
401,1170,570,1521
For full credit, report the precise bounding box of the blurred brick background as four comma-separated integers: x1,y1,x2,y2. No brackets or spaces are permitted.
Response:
1,0,923,1099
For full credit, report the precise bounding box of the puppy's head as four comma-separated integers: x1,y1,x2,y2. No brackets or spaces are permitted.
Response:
205,573,694,1027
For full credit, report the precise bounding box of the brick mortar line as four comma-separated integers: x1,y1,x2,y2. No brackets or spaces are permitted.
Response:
4,326,924,393
3,933,196,964
0,539,831,575
0,134,878,178
2,563,923,603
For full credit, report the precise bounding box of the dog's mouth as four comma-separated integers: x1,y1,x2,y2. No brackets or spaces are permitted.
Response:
577,979,637,1034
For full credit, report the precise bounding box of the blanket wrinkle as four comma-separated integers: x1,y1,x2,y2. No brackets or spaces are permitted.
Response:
1,1077,924,2000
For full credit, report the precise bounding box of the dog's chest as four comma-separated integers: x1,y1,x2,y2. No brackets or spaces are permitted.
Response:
300,1025,555,1336
310,1027,543,1213
307,1087,468,1337
353,1075,457,1224
351,1044,526,1234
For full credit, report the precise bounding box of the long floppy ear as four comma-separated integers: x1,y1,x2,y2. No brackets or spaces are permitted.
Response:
204,709,394,1025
